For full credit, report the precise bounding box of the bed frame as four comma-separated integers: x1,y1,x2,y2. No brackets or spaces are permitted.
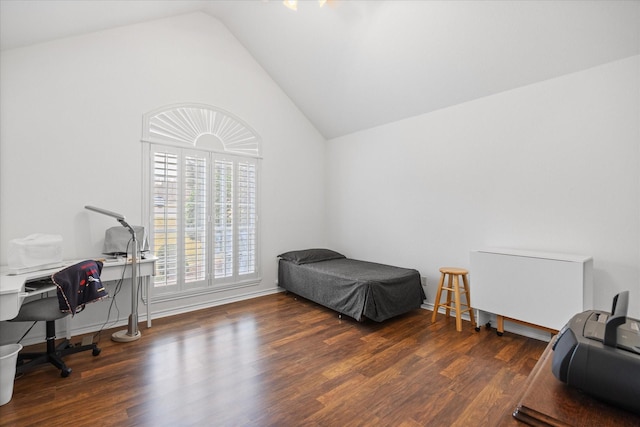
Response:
277,249,425,322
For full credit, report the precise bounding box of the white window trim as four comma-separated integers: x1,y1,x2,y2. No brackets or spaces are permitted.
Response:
141,103,261,299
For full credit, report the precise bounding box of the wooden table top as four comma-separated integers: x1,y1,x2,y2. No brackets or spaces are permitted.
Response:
502,337,640,426
503,337,640,427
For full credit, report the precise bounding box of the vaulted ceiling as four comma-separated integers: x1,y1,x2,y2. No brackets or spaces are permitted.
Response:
1,0,638,139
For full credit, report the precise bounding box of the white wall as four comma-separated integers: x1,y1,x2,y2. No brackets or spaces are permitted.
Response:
2,11,638,346
0,12,327,344
326,55,640,320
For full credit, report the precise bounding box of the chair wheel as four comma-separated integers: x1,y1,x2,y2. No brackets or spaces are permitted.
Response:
92,348,101,356
475,326,480,332
497,331,504,336
61,367,72,377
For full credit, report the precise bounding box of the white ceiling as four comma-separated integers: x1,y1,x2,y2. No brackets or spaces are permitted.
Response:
1,0,638,139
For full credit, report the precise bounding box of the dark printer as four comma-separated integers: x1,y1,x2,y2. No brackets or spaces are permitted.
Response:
552,291,640,415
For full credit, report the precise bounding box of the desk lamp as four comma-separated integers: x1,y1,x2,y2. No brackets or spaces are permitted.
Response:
85,205,142,342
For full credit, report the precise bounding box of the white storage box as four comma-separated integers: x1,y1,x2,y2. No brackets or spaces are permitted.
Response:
8,234,63,274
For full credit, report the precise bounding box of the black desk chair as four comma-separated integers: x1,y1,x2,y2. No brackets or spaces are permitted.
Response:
11,296,101,377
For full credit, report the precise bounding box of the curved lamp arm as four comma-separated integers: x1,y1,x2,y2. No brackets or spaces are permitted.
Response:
85,205,135,237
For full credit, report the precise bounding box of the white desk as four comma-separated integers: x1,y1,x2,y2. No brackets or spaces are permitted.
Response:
470,248,593,334
0,258,156,325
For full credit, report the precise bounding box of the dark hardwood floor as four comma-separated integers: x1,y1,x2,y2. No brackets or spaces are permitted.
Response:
0,293,546,426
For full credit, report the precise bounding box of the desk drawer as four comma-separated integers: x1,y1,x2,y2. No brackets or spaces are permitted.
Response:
0,284,56,321
0,291,23,320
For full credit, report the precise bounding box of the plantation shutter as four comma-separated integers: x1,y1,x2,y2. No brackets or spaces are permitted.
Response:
183,150,208,287
213,158,234,279
238,160,257,275
152,149,179,289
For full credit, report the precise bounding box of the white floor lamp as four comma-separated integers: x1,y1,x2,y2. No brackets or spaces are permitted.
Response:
85,205,141,342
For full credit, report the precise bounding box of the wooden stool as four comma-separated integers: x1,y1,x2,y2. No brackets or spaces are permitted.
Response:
431,267,477,332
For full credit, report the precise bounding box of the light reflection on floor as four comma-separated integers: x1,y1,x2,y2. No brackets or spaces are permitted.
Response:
140,315,264,424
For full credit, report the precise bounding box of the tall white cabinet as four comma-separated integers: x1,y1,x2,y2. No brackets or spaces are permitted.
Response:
470,248,593,333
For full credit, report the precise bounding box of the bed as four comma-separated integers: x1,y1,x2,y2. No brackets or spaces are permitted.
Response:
277,249,426,322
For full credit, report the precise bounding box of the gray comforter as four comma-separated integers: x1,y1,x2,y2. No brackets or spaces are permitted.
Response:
278,258,426,322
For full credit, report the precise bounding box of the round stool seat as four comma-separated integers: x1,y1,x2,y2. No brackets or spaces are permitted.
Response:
12,297,68,322
439,267,468,275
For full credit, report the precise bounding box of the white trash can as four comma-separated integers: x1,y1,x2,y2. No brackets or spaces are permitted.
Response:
0,344,22,406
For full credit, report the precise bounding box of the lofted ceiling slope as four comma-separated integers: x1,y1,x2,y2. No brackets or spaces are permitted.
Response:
1,0,638,139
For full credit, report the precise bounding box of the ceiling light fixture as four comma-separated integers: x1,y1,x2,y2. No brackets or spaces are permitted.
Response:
283,0,297,10
283,0,327,11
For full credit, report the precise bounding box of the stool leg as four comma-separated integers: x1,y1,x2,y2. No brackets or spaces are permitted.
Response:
432,272,445,323
453,274,462,332
462,273,476,329
445,273,453,318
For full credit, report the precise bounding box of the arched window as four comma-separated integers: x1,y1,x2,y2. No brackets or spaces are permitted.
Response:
142,104,261,295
